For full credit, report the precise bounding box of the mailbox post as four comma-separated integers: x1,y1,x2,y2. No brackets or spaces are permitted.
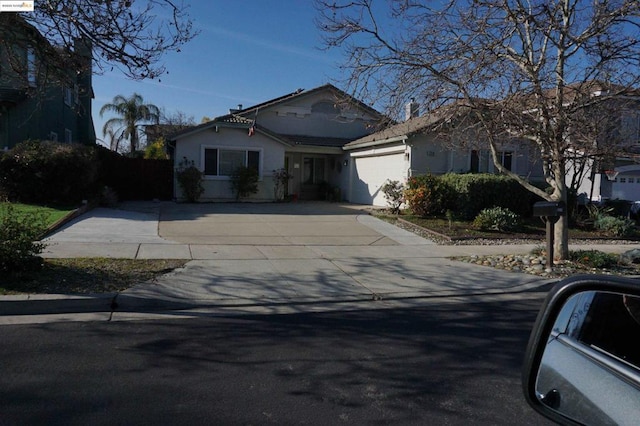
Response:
532,201,566,269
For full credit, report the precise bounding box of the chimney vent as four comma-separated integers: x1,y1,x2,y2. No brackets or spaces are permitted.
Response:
405,98,419,121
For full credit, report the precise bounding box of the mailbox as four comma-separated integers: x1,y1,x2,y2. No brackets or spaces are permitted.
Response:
533,201,566,218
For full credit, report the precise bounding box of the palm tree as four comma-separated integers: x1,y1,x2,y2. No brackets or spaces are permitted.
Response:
100,93,160,154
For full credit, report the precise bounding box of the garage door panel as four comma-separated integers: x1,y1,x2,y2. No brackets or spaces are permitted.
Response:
612,175,640,201
352,154,406,206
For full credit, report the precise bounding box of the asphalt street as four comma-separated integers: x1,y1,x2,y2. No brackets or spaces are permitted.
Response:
0,294,554,426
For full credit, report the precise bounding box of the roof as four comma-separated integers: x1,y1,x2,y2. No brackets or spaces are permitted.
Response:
343,99,481,149
170,83,385,147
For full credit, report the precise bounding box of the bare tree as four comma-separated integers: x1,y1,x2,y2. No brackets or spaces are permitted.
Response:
316,0,640,259
0,1,196,90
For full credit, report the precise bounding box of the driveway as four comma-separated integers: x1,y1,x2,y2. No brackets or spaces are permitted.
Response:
41,201,551,316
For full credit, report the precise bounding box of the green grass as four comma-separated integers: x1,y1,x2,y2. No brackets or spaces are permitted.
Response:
0,202,75,228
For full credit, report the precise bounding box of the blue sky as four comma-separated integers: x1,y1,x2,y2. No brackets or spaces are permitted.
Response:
93,1,346,147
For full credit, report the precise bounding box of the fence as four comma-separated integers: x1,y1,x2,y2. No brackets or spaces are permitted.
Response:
98,149,173,201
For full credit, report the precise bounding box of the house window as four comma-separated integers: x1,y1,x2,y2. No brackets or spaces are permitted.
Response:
470,150,489,173
621,111,640,145
64,129,72,143
497,151,513,171
49,131,58,142
64,87,73,107
27,46,36,87
203,147,260,177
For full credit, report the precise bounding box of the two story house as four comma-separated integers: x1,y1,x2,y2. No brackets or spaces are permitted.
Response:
0,14,95,150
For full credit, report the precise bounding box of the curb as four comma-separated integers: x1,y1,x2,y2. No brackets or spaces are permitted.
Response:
0,293,116,316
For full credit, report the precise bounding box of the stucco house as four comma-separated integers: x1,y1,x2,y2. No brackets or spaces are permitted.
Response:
343,101,545,206
566,90,640,203
171,84,384,202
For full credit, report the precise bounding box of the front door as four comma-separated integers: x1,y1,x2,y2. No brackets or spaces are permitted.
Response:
301,157,326,200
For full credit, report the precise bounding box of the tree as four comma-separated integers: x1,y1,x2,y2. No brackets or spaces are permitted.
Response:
316,0,640,259
0,1,196,89
100,93,160,154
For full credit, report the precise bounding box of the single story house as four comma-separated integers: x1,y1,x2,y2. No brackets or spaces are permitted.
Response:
343,102,545,205
171,84,385,202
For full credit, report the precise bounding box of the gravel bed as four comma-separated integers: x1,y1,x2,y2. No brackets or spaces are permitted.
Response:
393,218,640,279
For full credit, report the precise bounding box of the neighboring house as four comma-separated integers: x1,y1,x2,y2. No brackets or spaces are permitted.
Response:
566,88,640,203
171,84,384,201
0,15,95,150
344,101,545,206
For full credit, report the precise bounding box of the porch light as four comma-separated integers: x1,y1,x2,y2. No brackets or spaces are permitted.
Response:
343,159,349,166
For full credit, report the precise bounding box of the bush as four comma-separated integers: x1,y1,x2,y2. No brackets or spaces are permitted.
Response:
230,166,259,201
0,140,98,204
176,158,204,202
594,215,636,237
381,180,404,214
0,203,47,274
473,206,521,232
439,173,537,220
570,250,619,269
404,174,455,217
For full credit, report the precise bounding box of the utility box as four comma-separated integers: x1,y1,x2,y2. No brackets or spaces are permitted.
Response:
533,201,566,218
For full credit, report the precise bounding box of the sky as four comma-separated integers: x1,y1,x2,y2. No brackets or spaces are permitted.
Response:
92,1,347,147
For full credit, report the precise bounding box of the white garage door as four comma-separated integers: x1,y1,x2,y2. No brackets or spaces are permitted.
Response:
351,153,407,206
612,175,640,201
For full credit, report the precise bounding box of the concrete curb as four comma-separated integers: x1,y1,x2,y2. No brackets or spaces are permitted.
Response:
0,278,557,317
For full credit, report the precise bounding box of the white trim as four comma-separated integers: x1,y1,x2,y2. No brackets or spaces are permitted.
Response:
343,135,408,151
349,145,407,158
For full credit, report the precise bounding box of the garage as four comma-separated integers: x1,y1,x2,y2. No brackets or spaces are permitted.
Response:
349,150,408,206
611,174,640,201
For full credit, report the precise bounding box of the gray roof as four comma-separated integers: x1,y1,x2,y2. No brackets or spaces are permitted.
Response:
344,112,444,149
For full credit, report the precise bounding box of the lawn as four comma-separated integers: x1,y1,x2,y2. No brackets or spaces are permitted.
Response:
0,202,75,228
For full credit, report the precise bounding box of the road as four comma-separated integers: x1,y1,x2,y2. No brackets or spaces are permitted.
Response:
0,292,554,425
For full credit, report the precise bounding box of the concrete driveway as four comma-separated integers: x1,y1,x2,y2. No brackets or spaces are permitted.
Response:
40,201,551,316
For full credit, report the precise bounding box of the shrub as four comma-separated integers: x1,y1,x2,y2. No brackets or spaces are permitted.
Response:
404,174,455,217
594,215,636,237
439,173,537,220
570,250,619,269
381,180,404,214
230,166,259,201
176,158,204,202
0,140,98,204
272,168,292,201
473,206,521,232
0,203,47,274
144,138,169,160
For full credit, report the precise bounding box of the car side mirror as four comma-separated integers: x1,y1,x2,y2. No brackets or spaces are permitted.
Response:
523,275,640,425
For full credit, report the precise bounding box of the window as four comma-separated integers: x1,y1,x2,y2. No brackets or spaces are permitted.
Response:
575,292,640,369
27,46,36,87
64,129,72,143
303,157,325,184
64,87,73,107
203,147,260,177
470,150,489,173
497,151,513,171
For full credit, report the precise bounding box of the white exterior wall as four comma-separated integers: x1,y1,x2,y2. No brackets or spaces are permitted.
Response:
258,92,378,139
174,127,286,201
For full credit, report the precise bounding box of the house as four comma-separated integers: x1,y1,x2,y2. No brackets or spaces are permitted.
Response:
343,100,545,205
564,85,640,203
0,15,95,150
171,84,384,201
